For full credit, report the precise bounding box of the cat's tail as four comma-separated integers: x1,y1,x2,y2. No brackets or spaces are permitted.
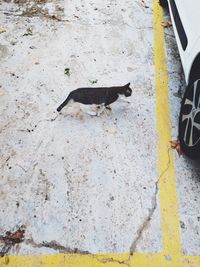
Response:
57,94,71,112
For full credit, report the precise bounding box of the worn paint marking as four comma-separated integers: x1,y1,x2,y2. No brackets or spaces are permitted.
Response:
0,253,200,266
153,0,182,257
0,1,200,266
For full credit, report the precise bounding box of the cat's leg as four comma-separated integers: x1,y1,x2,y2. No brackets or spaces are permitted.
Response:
105,94,118,106
85,110,97,116
86,104,105,116
85,105,98,116
104,105,112,115
95,104,105,116
103,95,118,114
105,105,112,110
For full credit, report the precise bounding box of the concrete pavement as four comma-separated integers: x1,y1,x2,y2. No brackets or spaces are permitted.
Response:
0,0,199,264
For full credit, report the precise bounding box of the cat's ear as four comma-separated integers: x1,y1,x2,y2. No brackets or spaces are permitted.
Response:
125,82,130,87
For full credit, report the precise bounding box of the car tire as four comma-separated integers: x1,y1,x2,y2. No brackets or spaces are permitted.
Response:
159,0,168,8
179,79,200,159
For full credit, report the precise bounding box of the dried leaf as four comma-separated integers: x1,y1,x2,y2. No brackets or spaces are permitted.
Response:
161,20,172,28
8,230,25,241
170,140,183,156
0,228,25,245
0,228,25,257
170,140,178,149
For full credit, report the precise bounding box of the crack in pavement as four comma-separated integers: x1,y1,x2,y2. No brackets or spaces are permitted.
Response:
17,115,59,133
25,238,90,254
130,147,172,253
3,9,69,22
2,9,154,33
21,10,68,22
0,148,172,258
1,237,90,257
94,255,131,267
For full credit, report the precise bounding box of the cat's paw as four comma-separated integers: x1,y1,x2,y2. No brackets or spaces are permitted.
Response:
105,105,112,110
86,110,98,116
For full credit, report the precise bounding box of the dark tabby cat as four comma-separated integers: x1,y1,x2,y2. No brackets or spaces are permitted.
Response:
57,83,132,112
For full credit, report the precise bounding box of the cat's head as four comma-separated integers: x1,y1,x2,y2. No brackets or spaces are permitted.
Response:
122,83,132,97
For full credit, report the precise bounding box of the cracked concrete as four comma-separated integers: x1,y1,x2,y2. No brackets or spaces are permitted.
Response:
0,0,199,258
0,0,162,255
25,238,90,254
130,148,171,253
95,257,130,267
0,227,25,257
130,177,159,253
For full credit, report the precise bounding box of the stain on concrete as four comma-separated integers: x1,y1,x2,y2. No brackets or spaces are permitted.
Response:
0,86,6,96
0,44,9,60
0,227,25,257
25,238,90,254
0,0,164,256
4,0,66,21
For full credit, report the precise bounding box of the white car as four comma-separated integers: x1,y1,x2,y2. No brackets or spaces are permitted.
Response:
160,0,200,159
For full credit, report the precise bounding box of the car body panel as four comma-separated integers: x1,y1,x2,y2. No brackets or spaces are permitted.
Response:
167,0,200,83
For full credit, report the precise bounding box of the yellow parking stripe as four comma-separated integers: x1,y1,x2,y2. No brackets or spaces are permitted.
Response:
181,256,200,267
1,252,200,266
153,0,182,257
0,253,163,267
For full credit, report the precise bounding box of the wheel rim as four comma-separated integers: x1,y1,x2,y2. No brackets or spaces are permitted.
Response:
181,80,200,147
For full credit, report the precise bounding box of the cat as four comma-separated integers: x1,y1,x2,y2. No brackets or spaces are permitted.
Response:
57,83,132,112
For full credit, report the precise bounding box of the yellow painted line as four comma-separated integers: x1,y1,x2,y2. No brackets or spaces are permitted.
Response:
0,253,169,267
181,256,200,267
153,0,182,257
0,253,200,266
0,1,200,267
